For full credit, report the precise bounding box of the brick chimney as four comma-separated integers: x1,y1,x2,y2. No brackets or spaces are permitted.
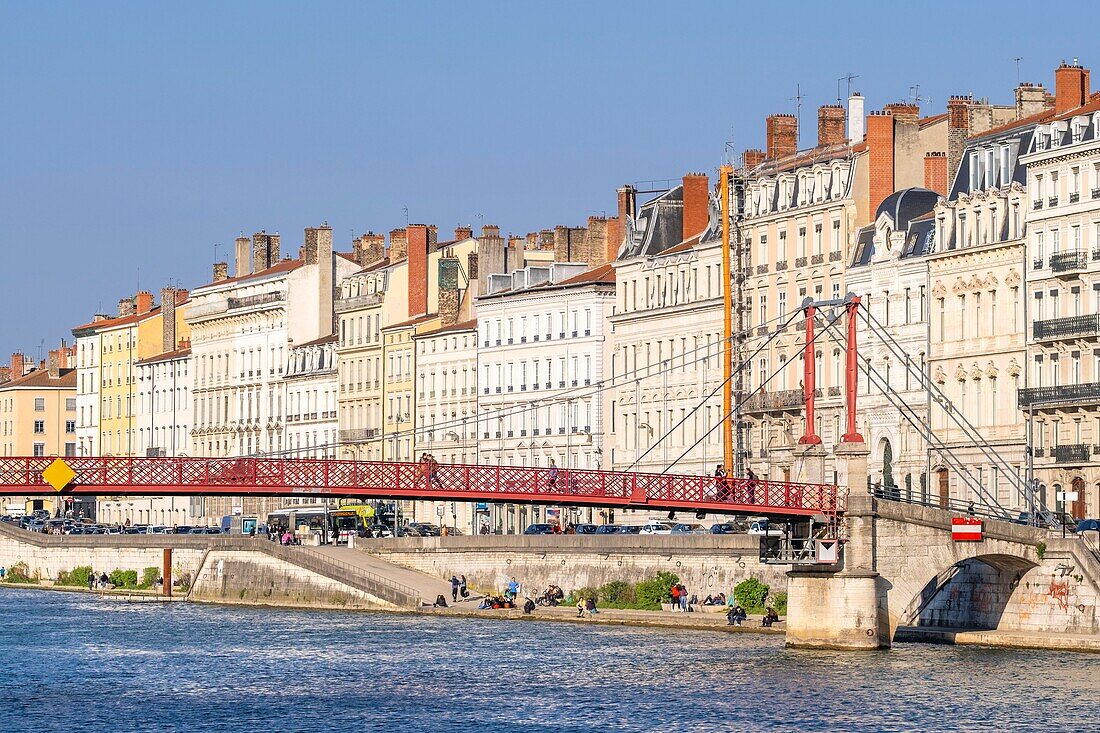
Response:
817,105,846,147
47,349,60,379
682,173,710,242
161,286,177,352
742,149,766,171
947,95,972,182
135,290,154,315
235,236,251,277
389,228,408,262
526,232,539,249
1016,82,1052,118
1055,60,1090,114
11,353,25,379
866,111,896,217
478,225,505,293
508,235,526,266
252,231,280,272
439,285,460,327
213,262,228,282
354,232,385,266
765,114,798,160
302,224,334,336
118,297,135,317
924,152,949,196
454,226,473,242
553,225,588,263
407,224,429,318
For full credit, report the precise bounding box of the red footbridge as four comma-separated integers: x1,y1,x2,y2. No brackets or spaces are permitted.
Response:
0,456,843,522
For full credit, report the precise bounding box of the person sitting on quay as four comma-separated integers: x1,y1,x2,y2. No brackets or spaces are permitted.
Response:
726,605,747,626
576,598,588,618
523,596,536,614
584,596,599,616
761,606,781,627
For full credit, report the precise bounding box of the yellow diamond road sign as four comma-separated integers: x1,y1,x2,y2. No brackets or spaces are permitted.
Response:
43,458,76,493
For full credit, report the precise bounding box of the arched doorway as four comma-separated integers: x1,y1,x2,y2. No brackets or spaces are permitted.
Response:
1071,476,1086,520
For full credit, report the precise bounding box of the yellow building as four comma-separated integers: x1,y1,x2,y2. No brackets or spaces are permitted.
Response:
73,289,190,457
0,348,78,516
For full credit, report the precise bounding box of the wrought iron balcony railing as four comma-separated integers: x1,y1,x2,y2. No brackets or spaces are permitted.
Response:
1032,313,1100,340
227,291,284,310
335,292,384,313
1050,250,1087,273
744,389,804,412
1018,381,1100,407
1052,443,1090,464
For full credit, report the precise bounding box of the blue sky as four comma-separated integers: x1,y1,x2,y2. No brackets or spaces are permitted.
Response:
1,0,1096,359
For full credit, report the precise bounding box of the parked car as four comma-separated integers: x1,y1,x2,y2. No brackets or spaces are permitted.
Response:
617,525,643,534
710,521,746,534
594,524,620,534
1076,518,1100,533
408,522,441,537
639,520,675,535
523,523,556,535
747,519,787,537
573,523,598,534
670,522,707,534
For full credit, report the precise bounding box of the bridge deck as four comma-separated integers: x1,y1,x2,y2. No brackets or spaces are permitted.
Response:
0,456,842,519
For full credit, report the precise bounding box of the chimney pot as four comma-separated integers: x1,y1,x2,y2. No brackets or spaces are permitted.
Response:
1055,60,1090,114
765,114,799,160
213,261,229,282
817,104,847,147
682,173,710,243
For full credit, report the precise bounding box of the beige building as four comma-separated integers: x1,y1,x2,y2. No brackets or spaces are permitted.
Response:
1020,61,1100,519
0,348,78,517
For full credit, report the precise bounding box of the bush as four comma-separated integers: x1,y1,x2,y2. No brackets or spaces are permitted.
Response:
109,569,139,589
598,580,636,606
771,591,788,616
635,571,679,610
5,561,36,584
568,586,599,604
56,566,93,587
734,578,770,612
139,567,159,589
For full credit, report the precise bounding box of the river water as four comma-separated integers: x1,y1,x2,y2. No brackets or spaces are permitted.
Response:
0,589,1094,732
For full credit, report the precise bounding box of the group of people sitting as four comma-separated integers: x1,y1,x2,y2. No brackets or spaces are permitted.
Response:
701,593,728,606
575,596,599,618
477,595,517,610
535,584,565,606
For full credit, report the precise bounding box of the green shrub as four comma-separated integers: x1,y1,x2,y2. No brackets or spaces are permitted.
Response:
598,580,636,605
56,566,93,587
771,591,788,616
139,567,159,589
109,569,139,589
734,578,770,612
568,586,599,604
1036,542,1046,560
635,571,679,610
5,561,36,584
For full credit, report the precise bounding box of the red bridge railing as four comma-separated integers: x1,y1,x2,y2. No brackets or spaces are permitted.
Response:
0,456,844,519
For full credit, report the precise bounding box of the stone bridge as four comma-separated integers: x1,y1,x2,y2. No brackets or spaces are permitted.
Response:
787,444,1100,649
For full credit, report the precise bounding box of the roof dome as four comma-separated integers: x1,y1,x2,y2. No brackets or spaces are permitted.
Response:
876,187,939,230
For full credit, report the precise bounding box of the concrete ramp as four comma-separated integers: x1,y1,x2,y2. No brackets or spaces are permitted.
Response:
311,546,453,606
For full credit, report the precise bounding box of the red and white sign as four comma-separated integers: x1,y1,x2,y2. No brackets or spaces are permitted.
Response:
952,517,983,542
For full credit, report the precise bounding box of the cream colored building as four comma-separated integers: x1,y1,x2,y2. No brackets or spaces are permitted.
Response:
1020,62,1100,519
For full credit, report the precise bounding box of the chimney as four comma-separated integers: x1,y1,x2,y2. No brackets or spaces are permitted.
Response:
11,353,25,379
439,285,460,327
135,290,154,315
213,262,229,282
765,114,798,160
682,173,710,242
1015,82,1052,119
924,152,949,196
583,216,609,267
252,231,279,272
478,225,505,293
866,110,896,217
389,228,408,262
553,225,588,263
118,297,135,317
454,225,473,242
354,232,385,266
234,236,251,277
161,287,177,352
608,185,635,259
526,232,539,249
47,350,60,379
742,149,766,170
467,251,479,296
947,95,972,180
817,104,847,147
407,224,429,318
427,225,438,247
305,224,334,336
1055,60,1090,114
847,93,865,143
175,289,189,304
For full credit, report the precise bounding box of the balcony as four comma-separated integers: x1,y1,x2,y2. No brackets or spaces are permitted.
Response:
1033,199,1043,210
795,256,808,267
339,427,378,443
829,251,842,262
334,292,383,313
1052,443,1090,464
756,264,769,275
776,260,788,272
1018,381,1100,408
1049,196,1059,207
1050,250,1087,276
744,389,804,413
1093,188,1100,200
1033,313,1100,341
1070,192,1081,203
228,291,285,311
811,253,825,265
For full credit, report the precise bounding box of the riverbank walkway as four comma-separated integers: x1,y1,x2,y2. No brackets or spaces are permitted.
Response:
312,545,455,605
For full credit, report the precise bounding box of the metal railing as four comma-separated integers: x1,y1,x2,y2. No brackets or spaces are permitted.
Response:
339,428,378,442
335,292,383,313
1033,313,1100,340
1050,250,1087,273
744,389,804,412
1052,443,1090,464
227,292,284,310
1018,382,1100,407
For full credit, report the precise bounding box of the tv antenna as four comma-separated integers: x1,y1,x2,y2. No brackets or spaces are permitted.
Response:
1014,57,1024,85
837,73,860,103
908,85,931,111
789,84,805,145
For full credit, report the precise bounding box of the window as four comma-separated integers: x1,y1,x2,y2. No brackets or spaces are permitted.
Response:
33,420,45,434
34,398,44,411
65,398,75,411
65,420,75,434
778,231,787,261
778,291,787,318
33,443,45,457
